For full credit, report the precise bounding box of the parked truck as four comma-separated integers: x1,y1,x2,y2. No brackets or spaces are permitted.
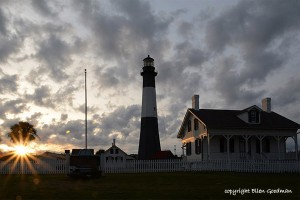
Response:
67,149,102,178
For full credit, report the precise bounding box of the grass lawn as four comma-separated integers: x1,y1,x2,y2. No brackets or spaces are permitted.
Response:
0,172,299,200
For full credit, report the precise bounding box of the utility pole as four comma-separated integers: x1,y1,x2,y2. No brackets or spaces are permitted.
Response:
85,69,87,149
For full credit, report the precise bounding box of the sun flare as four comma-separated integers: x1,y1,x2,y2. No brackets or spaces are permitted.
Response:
14,145,32,156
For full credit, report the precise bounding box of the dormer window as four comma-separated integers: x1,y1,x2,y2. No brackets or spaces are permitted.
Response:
248,109,259,123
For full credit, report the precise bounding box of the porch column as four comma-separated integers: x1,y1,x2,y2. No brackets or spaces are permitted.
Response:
293,135,298,160
242,135,251,159
256,135,265,160
207,135,210,160
201,136,204,161
207,135,214,160
274,136,283,160
224,135,232,160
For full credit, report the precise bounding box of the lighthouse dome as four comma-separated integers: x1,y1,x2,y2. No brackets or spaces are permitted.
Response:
143,55,154,67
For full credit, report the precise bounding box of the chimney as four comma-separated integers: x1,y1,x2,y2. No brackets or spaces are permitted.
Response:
112,139,116,146
192,95,199,110
262,97,271,113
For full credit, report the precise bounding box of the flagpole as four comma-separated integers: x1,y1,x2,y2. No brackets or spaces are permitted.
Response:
85,69,87,149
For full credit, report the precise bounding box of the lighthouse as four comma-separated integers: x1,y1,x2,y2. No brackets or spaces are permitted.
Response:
138,55,161,160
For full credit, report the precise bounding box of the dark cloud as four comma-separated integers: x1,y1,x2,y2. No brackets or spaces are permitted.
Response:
31,0,58,17
0,7,7,36
24,83,78,110
205,0,300,107
213,56,265,106
74,0,175,62
177,21,194,37
0,36,22,63
25,85,54,108
174,41,209,68
100,105,140,138
93,65,121,90
0,98,28,118
205,0,300,53
0,70,18,93
272,77,300,107
36,35,71,81
60,114,68,121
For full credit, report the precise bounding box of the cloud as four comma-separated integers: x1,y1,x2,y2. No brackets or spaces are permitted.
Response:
272,77,300,106
205,0,300,54
25,85,54,108
0,98,28,121
35,35,72,81
24,83,78,110
0,7,7,36
213,56,265,106
30,0,58,17
0,70,18,93
205,0,300,107
100,105,140,138
0,36,23,63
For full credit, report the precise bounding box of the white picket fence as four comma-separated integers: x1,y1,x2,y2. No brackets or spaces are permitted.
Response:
0,159,66,174
103,159,300,174
0,159,299,174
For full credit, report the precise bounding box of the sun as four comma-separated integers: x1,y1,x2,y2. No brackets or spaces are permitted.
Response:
14,145,31,156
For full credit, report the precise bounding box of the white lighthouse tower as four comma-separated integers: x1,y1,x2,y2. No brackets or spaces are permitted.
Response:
138,55,161,160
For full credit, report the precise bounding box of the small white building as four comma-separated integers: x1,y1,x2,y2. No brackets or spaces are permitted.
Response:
102,139,134,163
177,95,299,160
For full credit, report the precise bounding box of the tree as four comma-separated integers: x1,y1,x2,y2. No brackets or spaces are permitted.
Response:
95,149,105,155
7,121,39,145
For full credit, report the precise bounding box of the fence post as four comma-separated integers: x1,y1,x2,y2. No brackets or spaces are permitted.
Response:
100,154,106,176
65,150,70,175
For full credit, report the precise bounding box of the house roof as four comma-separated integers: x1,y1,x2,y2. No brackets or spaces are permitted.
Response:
104,145,128,156
189,108,300,130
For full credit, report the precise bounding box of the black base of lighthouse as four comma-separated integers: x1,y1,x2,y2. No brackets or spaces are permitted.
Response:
138,117,161,160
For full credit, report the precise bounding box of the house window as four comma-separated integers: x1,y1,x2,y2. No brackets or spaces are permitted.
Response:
220,138,227,153
115,149,119,154
110,149,114,154
194,119,199,131
195,139,201,154
187,120,192,132
248,110,259,123
186,142,192,156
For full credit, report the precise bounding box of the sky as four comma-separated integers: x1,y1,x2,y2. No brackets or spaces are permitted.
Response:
0,0,299,154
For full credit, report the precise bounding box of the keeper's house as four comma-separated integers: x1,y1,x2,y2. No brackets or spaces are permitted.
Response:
177,95,300,160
